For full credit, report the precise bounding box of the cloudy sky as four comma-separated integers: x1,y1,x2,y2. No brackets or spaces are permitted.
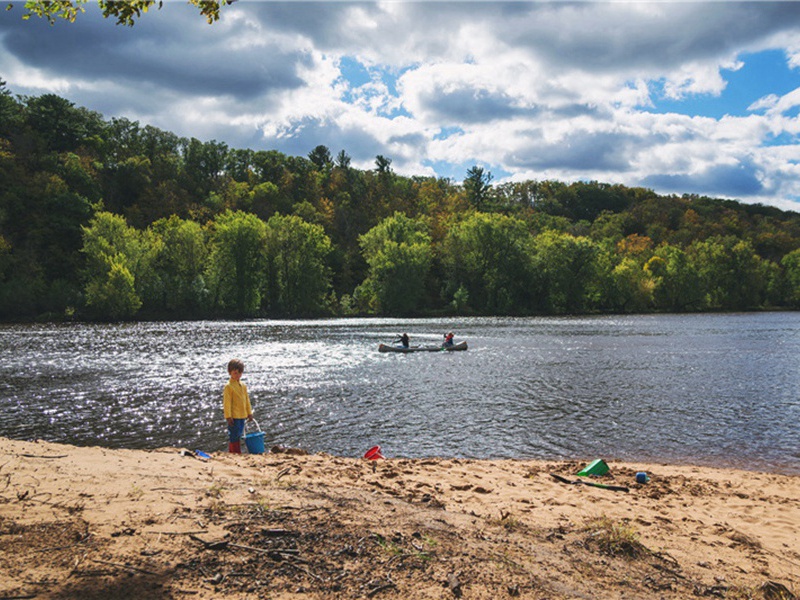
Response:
2,1,800,211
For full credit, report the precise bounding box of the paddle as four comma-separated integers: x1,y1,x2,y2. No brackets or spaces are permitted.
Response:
550,473,629,492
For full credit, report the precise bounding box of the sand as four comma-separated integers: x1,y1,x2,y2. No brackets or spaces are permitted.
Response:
0,437,798,599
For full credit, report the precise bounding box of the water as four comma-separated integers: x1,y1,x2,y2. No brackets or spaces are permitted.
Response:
1,313,798,474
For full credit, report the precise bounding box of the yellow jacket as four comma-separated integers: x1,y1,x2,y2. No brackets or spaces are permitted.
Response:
223,379,253,419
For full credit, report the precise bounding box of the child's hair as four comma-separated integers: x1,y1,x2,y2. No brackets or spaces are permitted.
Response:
227,358,245,373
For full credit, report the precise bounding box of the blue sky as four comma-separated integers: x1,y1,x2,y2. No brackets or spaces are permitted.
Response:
1,2,800,211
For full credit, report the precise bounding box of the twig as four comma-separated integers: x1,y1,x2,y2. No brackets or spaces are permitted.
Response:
275,467,294,480
18,454,68,459
367,575,396,597
262,528,295,537
229,542,299,556
0,594,38,599
89,558,159,575
189,535,228,550
367,582,396,597
144,530,208,536
283,560,324,581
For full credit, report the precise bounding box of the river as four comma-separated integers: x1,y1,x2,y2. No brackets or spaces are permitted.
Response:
1,313,798,474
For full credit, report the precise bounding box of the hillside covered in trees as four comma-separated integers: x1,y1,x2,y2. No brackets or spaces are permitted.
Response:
2,82,800,321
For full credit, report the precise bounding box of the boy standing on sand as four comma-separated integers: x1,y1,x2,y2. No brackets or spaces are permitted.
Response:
223,358,253,454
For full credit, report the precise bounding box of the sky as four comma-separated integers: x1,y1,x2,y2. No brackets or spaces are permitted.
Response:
2,1,800,212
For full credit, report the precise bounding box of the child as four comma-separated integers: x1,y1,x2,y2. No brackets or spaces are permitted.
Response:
223,358,253,454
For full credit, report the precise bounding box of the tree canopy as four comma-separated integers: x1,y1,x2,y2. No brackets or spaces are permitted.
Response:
1,85,799,321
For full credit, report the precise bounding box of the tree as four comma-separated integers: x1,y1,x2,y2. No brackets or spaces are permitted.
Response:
81,211,151,319
308,145,333,171
644,244,703,311
688,236,768,310
374,155,392,174
780,249,800,307
180,138,229,201
264,214,332,315
84,258,141,319
0,80,23,136
530,231,599,314
463,166,493,209
149,216,208,315
15,0,233,26
441,212,534,314
205,210,267,316
335,150,351,170
607,257,654,312
25,94,104,153
357,212,432,315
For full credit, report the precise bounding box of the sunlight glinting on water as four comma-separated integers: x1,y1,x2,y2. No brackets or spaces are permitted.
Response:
0,315,798,472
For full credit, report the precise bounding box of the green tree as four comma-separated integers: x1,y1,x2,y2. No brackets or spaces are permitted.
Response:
688,236,767,310
335,149,351,169
0,80,23,136
181,137,229,201
644,244,703,311
607,257,654,312
357,212,432,315
150,216,208,315
81,211,150,319
463,166,493,210
530,231,598,313
25,94,104,153
780,249,800,308
205,210,267,316
374,155,392,174
441,212,533,314
84,257,141,319
308,145,333,171
264,214,332,315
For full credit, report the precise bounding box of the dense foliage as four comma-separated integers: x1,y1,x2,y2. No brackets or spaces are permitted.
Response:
11,0,230,26
1,82,800,321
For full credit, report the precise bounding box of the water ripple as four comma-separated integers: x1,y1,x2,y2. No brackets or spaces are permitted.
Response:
0,314,798,473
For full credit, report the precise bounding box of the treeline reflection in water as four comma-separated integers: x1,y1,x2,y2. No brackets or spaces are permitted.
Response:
1,313,798,474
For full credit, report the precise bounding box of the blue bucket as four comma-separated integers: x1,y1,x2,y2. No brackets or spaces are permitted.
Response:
243,420,265,454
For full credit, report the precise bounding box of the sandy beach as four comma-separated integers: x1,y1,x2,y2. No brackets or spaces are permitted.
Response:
0,437,797,599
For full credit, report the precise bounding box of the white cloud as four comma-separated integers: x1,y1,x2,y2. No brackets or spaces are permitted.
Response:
2,1,800,209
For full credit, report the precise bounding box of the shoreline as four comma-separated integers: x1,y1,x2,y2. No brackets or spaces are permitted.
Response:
8,435,799,478
1,436,798,599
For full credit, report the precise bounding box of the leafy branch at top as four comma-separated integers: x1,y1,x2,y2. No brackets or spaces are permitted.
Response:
8,0,234,26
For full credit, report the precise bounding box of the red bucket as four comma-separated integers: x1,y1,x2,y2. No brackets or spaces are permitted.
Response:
364,445,384,460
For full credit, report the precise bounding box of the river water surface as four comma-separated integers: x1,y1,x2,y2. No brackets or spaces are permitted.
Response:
1,313,798,473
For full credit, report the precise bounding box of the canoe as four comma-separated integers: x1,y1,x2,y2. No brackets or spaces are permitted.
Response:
378,341,468,353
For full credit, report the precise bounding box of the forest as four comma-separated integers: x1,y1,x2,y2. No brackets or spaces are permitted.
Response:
2,80,800,321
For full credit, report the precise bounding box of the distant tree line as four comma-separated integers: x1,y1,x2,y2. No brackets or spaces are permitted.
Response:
1,81,800,321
